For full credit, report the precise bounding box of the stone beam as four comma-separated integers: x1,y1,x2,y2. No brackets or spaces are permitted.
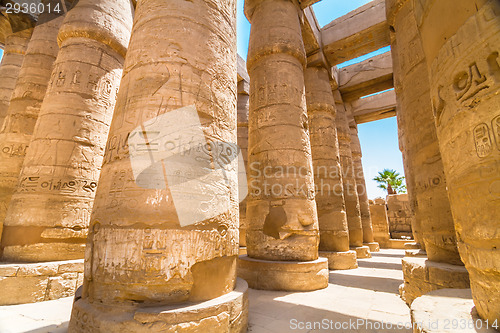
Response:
321,0,390,66
237,54,249,94
338,51,393,101
348,89,396,124
302,7,322,58
298,0,322,9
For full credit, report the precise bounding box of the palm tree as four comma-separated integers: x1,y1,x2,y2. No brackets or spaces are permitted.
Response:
373,169,406,194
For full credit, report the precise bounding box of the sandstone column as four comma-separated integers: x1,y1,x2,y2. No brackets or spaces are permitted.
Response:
387,0,460,262
305,65,357,270
333,90,370,258
369,198,390,246
387,0,470,306
0,28,32,127
349,120,380,252
238,0,328,291
69,0,248,331
417,0,500,321
237,76,249,250
0,0,64,241
0,0,133,262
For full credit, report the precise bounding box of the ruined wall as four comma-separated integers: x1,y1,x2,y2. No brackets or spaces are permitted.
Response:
386,194,412,239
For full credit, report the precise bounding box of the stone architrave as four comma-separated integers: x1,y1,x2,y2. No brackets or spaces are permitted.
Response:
304,65,357,270
333,90,370,259
417,0,500,322
387,0,461,265
348,119,379,252
69,0,249,331
238,0,328,291
0,0,65,241
0,0,133,262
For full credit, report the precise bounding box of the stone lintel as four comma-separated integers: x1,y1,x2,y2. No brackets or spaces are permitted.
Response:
321,0,390,65
349,89,396,124
237,255,328,291
339,51,394,102
319,250,358,270
400,257,470,306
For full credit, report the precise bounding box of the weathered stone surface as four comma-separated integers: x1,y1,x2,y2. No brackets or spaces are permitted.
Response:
237,59,249,248
365,242,380,252
349,120,377,248
386,194,413,239
333,90,363,247
1,0,133,262
354,245,371,259
245,0,319,262
0,259,83,305
411,289,497,333
305,65,350,254
0,0,65,237
388,0,461,265
349,89,397,124
70,278,249,333
238,255,328,291
319,250,358,270
369,198,391,246
418,0,500,321
0,29,32,128
400,257,470,306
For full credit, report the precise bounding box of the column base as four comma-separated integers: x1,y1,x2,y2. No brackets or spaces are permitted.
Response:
352,246,371,259
411,289,497,333
384,239,413,249
69,278,249,333
0,259,83,305
405,249,427,257
404,242,421,250
239,247,247,255
400,257,470,306
364,242,380,252
319,250,358,270
237,255,328,291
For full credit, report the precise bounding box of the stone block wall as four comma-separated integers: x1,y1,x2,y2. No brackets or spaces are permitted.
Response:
386,194,413,239
0,260,83,305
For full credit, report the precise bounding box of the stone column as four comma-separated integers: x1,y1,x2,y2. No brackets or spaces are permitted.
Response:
387,0,470,306
237,78,249,251
0,0,64,241
416,0,500,322
238,0,328,291
69,0,249,331
304,65,357,270
0,28,32,127
369,198,390,246
348,119,380,252
388,0,460,264
333,90,370,258
0,0,133,262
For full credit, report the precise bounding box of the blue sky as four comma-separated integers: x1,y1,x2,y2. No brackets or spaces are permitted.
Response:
237,0,404,199
0,0,403,199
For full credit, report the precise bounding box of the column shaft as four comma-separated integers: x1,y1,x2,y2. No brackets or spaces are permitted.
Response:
305,66,349,253
0,0,64,241
245,0,319,261
0,0,133,262
419,0,500,321
334,91,363,247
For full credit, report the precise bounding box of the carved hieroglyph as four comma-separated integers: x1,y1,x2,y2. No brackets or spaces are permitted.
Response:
334,91,363,247
0,0,65,241
77,0,238,307
369,198,390,245
245,0,319,261
349,122,375,244
388,0,461,264
421,0,500,321
0,0,133,262
238,89,249,247
305,66,349,253
0,29,32,129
